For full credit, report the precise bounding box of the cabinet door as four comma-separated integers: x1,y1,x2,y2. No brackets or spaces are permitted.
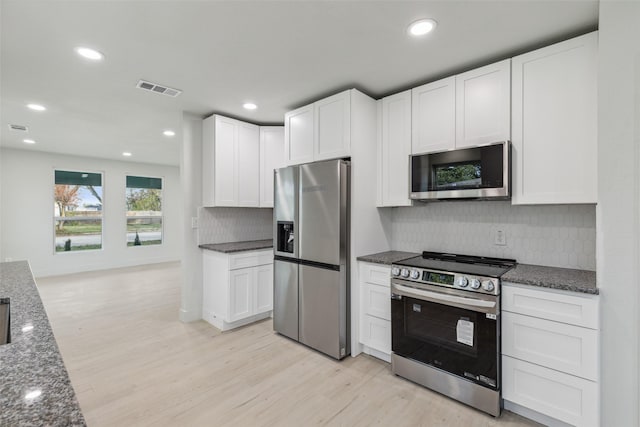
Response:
202,116,216,206
360,314,391,355
411,77,455,154
503,356,599,427
284,105,314,165
314,90,351,161
214,116,238,206
237,121,260,207
455,59,511,148
361,282,390,320
502,311,598,381
380,90,412,206
255,264,274,314
259,127,285,207
228,268,253,322
511,32,597,205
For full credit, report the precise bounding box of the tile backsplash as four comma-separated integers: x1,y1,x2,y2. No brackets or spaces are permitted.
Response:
199,207,273,245
391,202,596,270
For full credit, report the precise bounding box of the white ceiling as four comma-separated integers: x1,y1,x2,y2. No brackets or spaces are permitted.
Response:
0,1,598,166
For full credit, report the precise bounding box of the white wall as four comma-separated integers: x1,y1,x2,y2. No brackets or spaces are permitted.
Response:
179,113,203,322
391,202,596,270
0,147,181,277
598,2,640,425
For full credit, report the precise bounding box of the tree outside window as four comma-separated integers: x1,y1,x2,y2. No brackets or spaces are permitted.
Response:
54,170,103,252
126,176,162,246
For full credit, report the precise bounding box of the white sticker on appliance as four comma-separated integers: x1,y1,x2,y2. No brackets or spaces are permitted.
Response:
456,319,474,347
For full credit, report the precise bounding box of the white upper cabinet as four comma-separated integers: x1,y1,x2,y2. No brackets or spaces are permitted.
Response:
379,90,412,207
411,77,456,154
237,121,260,207
285,89,355,165
284,105,314,165
314,90,351,161
212,116,238,206
259,126,285,208
202,115,260,207
455,59,511,148
511,32,597,205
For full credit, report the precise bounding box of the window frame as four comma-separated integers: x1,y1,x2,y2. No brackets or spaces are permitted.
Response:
52,168,105,255
125,174,164,248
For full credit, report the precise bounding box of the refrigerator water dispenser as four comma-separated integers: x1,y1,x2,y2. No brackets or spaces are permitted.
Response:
276,221,295,254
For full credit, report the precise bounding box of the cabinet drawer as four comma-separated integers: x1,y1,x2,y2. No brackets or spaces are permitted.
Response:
503,356,599,427
229,250,273,270
502,311,598,381
360,315,391,355
502,283,599,329
361,282,391,320
359,263,391,287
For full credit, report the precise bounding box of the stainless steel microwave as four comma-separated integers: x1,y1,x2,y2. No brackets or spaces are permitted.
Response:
410,141,511,201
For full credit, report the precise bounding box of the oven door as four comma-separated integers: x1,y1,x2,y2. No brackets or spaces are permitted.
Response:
391,280,500,390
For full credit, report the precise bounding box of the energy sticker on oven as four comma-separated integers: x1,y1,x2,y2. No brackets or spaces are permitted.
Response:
456,319,474,346
412,304,422,313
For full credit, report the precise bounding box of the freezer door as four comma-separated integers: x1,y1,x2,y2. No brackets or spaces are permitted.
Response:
274,166,299,258
273,259,299,341
299,160,348,266
299,264,349,359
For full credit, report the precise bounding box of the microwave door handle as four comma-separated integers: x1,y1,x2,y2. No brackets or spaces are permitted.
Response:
392,283,496,311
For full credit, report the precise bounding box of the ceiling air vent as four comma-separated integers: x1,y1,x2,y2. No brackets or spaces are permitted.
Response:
136,80,182,97
8,124,28,132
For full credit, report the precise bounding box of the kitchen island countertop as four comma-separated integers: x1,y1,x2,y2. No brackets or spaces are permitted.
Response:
0,261,86,426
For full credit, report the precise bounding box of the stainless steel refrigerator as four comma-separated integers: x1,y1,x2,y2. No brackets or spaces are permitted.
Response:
273,159,350,360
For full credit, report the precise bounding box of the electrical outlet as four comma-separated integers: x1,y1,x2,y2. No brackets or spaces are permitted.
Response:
494,230,507,246
191,217,198,229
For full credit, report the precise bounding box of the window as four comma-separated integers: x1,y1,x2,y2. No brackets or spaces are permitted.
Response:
126,176,162,246
54,170,103,252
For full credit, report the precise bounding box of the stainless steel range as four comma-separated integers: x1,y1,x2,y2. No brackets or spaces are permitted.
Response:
390,252,516,417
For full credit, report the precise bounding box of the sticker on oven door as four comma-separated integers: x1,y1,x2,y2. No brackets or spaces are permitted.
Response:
412,304,421,313
456,319,474,346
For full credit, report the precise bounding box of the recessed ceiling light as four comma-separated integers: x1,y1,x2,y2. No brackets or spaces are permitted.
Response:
122,152,132,157
243,103,257,110
75,47,104,61
408,19,437,37
27,104,46,111
23,139,36,144
163,130,175,137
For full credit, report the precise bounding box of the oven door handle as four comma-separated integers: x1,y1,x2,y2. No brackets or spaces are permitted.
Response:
392,283,496,312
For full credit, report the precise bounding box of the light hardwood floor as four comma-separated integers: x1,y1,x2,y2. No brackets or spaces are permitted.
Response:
37,262,541,427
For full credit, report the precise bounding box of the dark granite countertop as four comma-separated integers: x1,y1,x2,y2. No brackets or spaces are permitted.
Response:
503,263,598,295
357,251,420,265
199,239,273,253
0,261,86,426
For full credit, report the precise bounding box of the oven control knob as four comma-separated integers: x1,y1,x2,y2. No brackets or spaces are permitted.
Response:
469,279,481,289
482,280,495,292
400,268,410,278
391,267,400,277
410,270,420,280
455,276,468,287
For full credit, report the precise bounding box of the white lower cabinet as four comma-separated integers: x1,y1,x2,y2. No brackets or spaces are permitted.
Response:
358,262,392,362
203,249,273,331
503,356,599,427
502,283,599,427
